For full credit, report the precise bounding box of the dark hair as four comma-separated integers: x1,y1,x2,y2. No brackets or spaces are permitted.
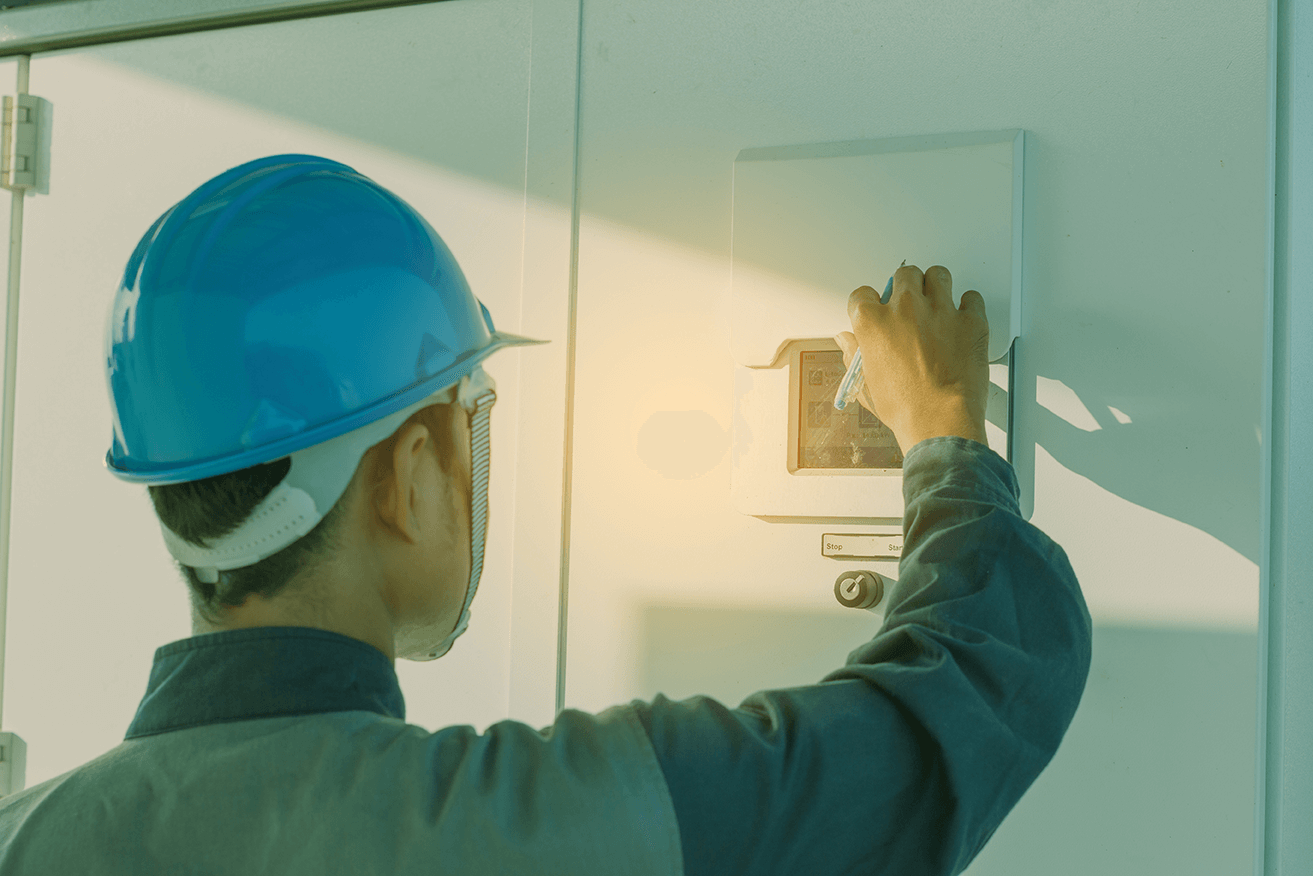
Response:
149,403,459,626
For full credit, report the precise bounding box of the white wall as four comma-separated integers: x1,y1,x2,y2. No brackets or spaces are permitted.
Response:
0,0,1264,872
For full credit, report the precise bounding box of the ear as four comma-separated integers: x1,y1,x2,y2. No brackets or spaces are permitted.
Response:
375,421,435,543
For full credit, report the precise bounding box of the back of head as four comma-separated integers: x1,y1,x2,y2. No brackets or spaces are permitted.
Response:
102,154,548,635
148,403,457,626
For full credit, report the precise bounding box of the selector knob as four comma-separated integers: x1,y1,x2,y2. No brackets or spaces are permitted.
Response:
834,570,884,610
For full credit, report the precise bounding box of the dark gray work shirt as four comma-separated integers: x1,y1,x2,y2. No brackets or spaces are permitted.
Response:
0,436,1091,875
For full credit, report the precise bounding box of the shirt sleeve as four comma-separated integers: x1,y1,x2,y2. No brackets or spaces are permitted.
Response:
628,436,1093,876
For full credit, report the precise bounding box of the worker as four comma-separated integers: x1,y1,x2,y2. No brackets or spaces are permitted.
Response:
0,154,1091,874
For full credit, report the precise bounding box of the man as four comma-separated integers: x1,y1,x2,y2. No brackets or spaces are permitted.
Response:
0,154,1091,874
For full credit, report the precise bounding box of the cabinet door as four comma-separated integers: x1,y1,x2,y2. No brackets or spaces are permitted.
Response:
560,4,1261,876
4,1,572,788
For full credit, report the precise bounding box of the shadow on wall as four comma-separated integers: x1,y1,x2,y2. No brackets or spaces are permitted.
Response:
638,603,1257,876
1018,307,1260,563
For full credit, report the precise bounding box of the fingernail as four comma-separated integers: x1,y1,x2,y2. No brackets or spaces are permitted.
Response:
832,333,843,347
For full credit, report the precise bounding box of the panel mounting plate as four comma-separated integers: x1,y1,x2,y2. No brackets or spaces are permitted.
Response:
729,130,1024,519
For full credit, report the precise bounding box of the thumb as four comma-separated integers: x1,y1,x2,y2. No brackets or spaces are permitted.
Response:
833,332,854,365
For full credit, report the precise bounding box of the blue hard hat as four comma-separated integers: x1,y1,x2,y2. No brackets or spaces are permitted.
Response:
103,154,549,485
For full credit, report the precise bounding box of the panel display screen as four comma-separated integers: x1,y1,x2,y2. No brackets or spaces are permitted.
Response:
798,350,903,470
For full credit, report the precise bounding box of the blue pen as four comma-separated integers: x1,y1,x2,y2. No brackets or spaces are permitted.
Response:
834,264,901,411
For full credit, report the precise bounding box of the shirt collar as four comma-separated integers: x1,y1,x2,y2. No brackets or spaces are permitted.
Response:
125,626,406,740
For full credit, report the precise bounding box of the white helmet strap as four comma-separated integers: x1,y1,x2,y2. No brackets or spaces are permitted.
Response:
159,368,492,583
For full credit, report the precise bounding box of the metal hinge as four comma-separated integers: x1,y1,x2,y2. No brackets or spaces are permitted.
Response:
0,731,27,797
1,94,51,193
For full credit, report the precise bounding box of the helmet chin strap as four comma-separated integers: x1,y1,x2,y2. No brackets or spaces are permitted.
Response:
159,369,497,662
158,382,458,582
404,384,494,661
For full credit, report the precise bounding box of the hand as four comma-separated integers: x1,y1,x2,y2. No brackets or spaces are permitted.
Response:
834,264,990,455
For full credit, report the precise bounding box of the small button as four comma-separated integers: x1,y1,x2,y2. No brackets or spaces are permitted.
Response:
834,570,884,610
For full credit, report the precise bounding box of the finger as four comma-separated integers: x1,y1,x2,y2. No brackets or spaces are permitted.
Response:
923,265,952,310
847,286,881,326
959,288,987,324
892,263,923,304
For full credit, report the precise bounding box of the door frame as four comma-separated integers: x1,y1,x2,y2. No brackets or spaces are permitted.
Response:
0,0,442,57
1256,0,1313,872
